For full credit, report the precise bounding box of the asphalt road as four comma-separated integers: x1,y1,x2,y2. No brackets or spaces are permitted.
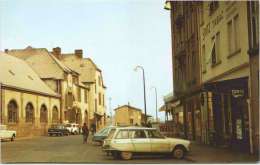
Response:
0,135,191,164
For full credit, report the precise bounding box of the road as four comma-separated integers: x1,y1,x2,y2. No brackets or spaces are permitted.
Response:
1,135,258,163
0,135,190,163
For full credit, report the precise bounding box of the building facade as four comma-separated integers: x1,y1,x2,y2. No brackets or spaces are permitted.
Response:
200,1,251,151
114,105,142,126
60,49,107,131
169,1,202,142
6,47,89,127
0,52,61,137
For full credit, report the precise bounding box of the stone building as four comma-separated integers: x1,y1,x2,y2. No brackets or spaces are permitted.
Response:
247,1,259,154
59,48,106,131
166,1,202,142
200,1,251,152
114,105,142,126
0,52,60,137
6,47,89,126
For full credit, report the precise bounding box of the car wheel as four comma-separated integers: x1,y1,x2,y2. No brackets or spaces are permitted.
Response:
173,146,185,159
120,151,132,160
112,151,120,159
11,135,15,141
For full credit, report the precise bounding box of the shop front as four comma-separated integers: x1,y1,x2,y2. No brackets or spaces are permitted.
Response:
204,77,250,152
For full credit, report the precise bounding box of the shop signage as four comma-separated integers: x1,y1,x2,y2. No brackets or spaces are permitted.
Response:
232,89,244,98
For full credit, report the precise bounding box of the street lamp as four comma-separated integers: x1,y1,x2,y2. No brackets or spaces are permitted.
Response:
150,86,158,123
134,65,147,125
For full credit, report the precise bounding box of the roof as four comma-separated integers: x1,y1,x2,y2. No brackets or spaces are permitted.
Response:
6,47,78,79
0,52,59,97
60,54,106,88
114,105,142,112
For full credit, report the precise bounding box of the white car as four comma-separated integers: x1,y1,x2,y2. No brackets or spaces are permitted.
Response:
65,123,80,135
103,127,191,160
0,125,16,141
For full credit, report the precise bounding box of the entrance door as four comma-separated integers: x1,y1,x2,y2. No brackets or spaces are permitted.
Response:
231,96,249,152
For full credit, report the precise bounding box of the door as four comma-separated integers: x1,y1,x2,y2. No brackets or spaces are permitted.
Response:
231,96,249,151
131,130,151,152
147,130,170,152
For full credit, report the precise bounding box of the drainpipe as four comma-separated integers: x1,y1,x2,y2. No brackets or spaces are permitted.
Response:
247,98,253,154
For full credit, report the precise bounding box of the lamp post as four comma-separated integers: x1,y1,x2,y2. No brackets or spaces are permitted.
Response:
134,65,147,125
150,86,158,123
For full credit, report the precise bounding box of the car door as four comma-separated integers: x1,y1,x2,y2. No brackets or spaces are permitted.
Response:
148,130,171,152
131,130,151,152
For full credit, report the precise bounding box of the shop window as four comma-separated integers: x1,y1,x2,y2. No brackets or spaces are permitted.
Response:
52,106,59,123
7,100,18,123
25,103,34,123
40,104,48,123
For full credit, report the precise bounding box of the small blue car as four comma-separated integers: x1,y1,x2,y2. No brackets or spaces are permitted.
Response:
92,126,116,144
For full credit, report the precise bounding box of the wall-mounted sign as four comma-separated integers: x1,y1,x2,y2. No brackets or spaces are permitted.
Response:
232,89,244,98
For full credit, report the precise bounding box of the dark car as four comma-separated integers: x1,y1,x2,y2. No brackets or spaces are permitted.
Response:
48,124,70,136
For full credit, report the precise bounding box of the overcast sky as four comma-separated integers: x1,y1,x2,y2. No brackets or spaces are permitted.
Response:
0,0,172,121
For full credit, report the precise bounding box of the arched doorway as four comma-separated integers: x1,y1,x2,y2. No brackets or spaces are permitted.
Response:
84,110,88,123
76,111,82,124
7,100,18,123
69,108,76,123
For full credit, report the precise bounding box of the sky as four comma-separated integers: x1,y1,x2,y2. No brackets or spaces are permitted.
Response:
0,0,172,121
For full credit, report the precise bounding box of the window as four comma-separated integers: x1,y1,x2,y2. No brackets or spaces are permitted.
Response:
78,88,81,102
25,103,34,123
98,76,101,86
211,32,221,65
98,93,101,105
95,80,97,94
227,21,233,54
66,92,73,108
130,119,134,125
227,15,240,55
95,99,97,112
7,100,18,123
103,94,105,106
148,130,164,139
115,130,129,139
40,104,48,123
202,45,206,72
209,1,219,16
133,130,147,139
52,106,59,123
84,90,88,103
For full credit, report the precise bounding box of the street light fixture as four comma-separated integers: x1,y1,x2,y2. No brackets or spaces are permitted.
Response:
150,86,158,123
134,65,147,125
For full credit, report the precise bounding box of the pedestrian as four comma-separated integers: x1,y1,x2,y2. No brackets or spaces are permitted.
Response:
82,123,89,144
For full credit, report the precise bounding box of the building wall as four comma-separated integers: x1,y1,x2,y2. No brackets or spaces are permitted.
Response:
200,1,249,82
114,106,142,126
2,89,60,137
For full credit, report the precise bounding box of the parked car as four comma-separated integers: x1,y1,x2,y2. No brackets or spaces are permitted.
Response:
102,127,191,160
48,124,70,136
92,126,117,145
65,123,80,135
0,125,16,141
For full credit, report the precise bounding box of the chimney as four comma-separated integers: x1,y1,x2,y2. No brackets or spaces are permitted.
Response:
4,49,8,53
75,49,83,58
52,47,61,59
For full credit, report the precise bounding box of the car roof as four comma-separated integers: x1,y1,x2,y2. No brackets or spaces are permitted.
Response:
115,126,156,130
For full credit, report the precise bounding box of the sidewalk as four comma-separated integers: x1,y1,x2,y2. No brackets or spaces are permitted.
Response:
187,141,259,163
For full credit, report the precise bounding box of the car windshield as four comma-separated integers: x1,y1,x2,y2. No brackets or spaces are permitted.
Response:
97,127,107,134
107,128,116,139
148,130,165,138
